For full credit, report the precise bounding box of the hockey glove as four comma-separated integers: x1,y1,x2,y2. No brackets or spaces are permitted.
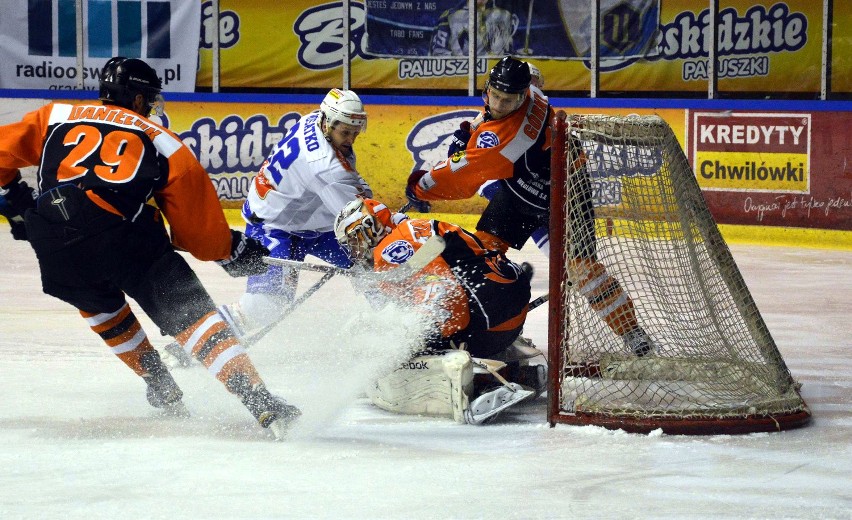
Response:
447,121,471,157
404,169,432,213
0,197,27,241
217,230,270,277
0,171,37,217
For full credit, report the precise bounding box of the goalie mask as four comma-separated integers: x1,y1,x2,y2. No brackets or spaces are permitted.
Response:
320,89,367,134
334,198,394,261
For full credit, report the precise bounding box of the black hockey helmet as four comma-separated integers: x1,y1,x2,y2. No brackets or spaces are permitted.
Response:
486,56,531,94
98,57,163,116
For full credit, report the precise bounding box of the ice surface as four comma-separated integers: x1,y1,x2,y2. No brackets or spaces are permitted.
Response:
0,233,849,519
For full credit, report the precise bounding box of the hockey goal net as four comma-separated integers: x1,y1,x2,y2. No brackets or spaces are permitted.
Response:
547,111,810,434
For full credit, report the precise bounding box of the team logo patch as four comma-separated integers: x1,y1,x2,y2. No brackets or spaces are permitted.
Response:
477,131,500,148
381,240,415,264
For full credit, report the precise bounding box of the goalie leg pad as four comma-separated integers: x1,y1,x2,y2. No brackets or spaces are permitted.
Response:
366,350,474,423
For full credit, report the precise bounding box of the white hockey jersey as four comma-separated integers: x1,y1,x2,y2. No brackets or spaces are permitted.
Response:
243,110,372,233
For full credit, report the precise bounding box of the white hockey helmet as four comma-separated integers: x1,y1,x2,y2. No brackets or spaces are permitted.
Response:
320,88,367,132
334,198,393,261
527,63,544,88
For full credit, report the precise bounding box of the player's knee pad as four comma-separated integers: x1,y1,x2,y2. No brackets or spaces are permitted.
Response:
366,350,474,423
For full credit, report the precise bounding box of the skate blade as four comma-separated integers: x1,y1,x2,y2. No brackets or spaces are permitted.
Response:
267,416,297,441
161,401,191,419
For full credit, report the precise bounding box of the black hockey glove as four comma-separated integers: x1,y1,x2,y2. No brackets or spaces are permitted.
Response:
404,169,432,213
0,171,37,216
216,230,270,277
447,121,471,157
0,198,27,241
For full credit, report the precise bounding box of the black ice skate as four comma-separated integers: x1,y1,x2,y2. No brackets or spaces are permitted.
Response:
140,350,188,417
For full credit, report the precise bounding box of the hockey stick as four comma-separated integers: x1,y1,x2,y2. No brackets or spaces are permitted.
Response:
160,269,336,365
528,293,549,312
263,258,351,277
263,234,446,285
239,269,336,346
243,235,446,347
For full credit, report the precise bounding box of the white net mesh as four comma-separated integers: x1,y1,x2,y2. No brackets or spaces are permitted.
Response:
551,114,809,432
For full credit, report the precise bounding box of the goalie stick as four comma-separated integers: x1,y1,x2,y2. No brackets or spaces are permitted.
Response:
263,234,447,284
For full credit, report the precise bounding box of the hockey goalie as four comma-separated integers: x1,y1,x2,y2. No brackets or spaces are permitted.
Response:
333,198,547,424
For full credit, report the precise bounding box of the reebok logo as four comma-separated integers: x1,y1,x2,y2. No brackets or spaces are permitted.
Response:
400,361,429,370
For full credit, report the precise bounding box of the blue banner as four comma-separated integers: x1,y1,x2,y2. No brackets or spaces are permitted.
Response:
1,0,199,91
365,0,660,60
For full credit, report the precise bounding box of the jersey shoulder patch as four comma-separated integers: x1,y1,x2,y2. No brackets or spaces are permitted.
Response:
476,131,500,149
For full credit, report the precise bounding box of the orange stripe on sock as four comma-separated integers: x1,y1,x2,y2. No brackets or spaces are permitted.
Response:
116,339,156,376
174,310,218,346
216,355,261,387
81,305,132,334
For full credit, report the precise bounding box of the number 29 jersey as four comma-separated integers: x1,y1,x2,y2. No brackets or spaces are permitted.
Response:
0,102,233,262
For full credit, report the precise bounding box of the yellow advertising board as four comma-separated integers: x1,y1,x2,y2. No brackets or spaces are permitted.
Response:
162,97,686,213
196,0,843,96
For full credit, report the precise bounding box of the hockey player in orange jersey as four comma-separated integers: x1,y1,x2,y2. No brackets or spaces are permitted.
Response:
0,57,298,439
334,198,545,424
405,55,654,357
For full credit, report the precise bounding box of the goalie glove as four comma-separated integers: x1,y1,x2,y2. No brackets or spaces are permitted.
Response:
217,230,270,277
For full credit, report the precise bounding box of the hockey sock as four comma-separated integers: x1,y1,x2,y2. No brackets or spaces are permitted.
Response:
80,303,156,376
174,310,263,388
573,259,639,337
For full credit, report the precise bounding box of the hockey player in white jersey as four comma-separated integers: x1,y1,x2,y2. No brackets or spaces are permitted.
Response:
222,89,373,338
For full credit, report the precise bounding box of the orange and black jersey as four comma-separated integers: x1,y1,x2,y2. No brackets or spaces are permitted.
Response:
0,102,231,261
373,218,528,340
413,86,554,212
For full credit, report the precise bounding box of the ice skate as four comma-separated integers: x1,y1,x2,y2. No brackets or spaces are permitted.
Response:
160,341,194,369
140,350,189,417
228,374,301,440
623,326,656,357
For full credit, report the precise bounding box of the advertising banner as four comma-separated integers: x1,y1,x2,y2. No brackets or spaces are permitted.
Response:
0,0,199,91
196,0,839,96
166,100,686,216
364,0,659,60
2,95,846,230
605,0,824,95
690,111,851,230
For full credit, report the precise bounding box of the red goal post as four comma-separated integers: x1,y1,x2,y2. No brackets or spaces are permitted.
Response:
546,111,811,435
